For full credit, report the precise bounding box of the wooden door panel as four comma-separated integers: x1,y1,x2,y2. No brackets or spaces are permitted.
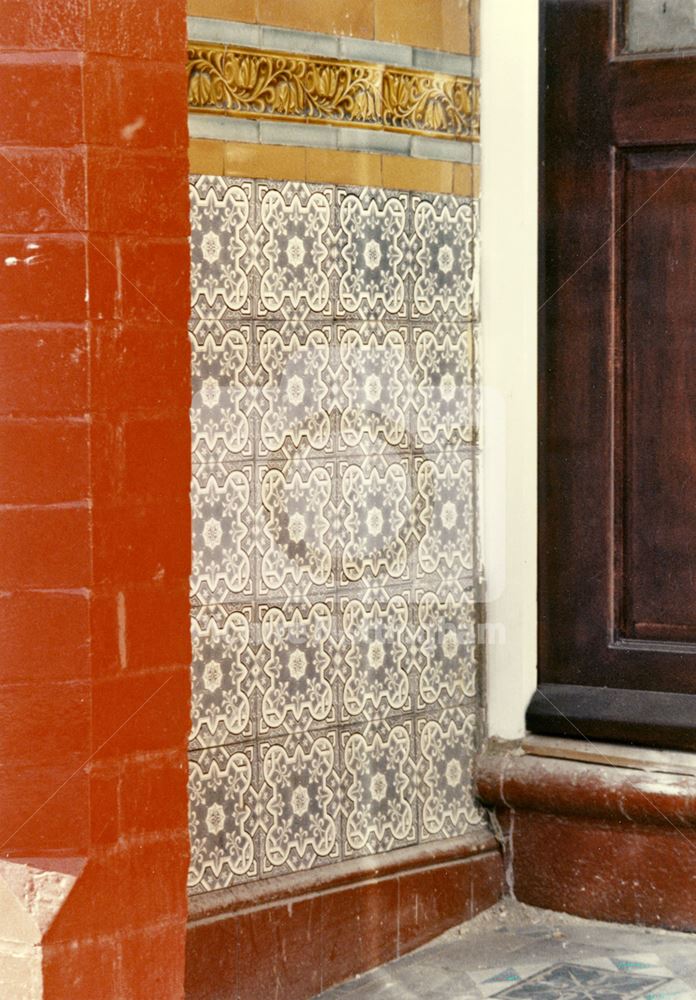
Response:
530,0,696,747
613,60,696,145
621,148,696,644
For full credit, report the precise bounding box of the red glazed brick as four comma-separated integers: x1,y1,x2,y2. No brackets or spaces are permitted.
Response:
125,583,191,672
0,55,83,146
88,148,190,237
120,752,188,836
87,236,121,322
0,235,87,323
0,0,192,988
43,936,120,1000
89,587,124,677
91,322,190,414
122,416,191,501
0,590,90,683
0,505,91,588
0,326,88,417
0,419,89,504
0,0,86,51
91,666,190,759
0,147,86,231
86,584,191,678
86,0,186,62
89,760,120,846
115,833,190,930
84,56,188,150
117,238,191,324
0,679,89,766
89,416,121,505
121,921,187,1000
50,834,189,941
0,761,89,855
92,500,191,586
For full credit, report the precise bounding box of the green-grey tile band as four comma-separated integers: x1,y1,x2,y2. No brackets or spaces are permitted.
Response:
189,113,478,163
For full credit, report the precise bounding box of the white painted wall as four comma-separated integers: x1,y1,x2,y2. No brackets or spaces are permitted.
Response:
480,0,539,739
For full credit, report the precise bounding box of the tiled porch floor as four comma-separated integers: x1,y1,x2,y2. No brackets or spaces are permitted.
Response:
314,901,696,999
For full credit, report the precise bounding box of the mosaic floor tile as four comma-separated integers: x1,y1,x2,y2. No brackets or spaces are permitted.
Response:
488,962,669,998
316,904,696,1000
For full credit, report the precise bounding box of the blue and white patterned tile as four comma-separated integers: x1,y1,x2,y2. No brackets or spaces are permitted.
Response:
411,193,478,322
258,182,334,318
190,176,255,319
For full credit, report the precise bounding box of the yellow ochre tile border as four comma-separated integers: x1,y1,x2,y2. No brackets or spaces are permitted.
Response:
189,139,480,196
188,42,479,143
187,0,478,57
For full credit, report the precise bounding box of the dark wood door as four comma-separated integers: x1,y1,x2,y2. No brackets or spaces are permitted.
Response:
529,0,696,749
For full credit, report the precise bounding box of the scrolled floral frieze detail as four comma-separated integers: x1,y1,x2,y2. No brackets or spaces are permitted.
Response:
383,66,479,141
188,41,479,142
188,42,382,127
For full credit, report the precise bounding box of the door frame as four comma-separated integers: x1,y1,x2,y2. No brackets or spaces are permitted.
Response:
480,0,539,740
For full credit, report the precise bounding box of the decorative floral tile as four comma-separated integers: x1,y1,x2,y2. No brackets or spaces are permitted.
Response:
190,320,254,463
190,177,254,317
415,590,478,709
415,325,474,448
338,324,412,452
416,450,475,579
258,601,337,735
258,731,342,876
187,174,483,895
191,465,253,604
417,707,485,841
260,185,333,315
258,460,334,596
342,719,418,857
339,594,411,722
338,189,409,317
190,609,253,749
188,743,257,894
412,195,478,320
340,457,412,584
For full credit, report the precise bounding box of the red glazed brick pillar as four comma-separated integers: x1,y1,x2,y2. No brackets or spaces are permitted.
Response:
0,3,191,998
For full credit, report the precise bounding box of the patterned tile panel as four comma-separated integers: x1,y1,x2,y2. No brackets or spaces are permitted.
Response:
188,175,484,895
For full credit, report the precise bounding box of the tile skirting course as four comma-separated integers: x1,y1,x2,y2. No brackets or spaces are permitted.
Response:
185,835,503,1000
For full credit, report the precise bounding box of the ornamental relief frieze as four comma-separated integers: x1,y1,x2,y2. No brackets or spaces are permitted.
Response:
188,41,479,142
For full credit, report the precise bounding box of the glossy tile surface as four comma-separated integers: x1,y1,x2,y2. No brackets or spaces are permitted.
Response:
188,175,483,894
